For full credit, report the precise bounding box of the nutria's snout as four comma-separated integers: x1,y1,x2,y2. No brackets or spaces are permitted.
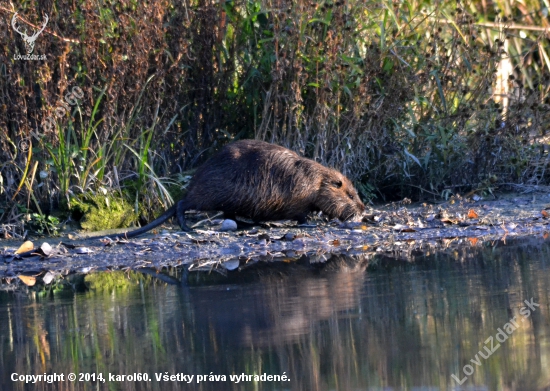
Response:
343,203,366,222
339,200,366,222
315,173,366,222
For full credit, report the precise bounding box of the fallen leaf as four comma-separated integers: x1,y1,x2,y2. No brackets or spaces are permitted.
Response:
471,225,489,230
504,222,517,231
542,210,549,218
352,225,368,233
76,247,94,254
468,237,479,246
42,271,56,285
40,242,53,256
18,275,37,286
99,237,117,245
440,218,458,225
15,241,34,254
467,209,479,219
392,224,416,232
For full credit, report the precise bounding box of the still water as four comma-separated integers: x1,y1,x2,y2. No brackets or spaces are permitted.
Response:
1,237,550,391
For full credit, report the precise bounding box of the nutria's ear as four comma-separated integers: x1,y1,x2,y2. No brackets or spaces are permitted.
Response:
333,180,343,188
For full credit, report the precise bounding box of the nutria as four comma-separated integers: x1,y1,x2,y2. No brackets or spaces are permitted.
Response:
94,140,365,238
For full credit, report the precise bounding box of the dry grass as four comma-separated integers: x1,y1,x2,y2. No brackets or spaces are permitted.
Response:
0,0,549,229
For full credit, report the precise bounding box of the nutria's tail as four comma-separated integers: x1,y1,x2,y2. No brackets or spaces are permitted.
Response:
81,199,192,240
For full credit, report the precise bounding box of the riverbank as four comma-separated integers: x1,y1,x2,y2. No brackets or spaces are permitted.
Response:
3,191,550,289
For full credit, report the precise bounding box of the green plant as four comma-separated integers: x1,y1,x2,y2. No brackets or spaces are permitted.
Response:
29,213,60,235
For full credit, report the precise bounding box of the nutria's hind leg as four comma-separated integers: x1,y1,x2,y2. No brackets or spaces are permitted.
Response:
294,213,309,225
176,199,193,231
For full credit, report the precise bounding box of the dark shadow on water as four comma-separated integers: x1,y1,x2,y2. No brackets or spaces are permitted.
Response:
1,237,550,390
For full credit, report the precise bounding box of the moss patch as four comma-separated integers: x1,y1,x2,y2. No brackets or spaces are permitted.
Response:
85,271,149,291
70,193,138,231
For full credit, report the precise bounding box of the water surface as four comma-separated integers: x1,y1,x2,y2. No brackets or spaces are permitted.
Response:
1,237,550,391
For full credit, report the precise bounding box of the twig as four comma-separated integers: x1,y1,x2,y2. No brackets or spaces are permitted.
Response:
430,16,550,33
475,21,550,33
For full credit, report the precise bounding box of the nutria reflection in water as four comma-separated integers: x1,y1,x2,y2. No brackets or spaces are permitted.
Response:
187,255,369,348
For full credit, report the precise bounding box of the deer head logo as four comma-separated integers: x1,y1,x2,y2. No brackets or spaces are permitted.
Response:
11,13,49,54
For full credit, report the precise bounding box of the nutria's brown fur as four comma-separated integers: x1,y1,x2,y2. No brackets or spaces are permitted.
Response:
97,140,365,239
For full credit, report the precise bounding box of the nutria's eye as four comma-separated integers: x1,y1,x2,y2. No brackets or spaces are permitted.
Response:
333,180,343,188
347,192,354,200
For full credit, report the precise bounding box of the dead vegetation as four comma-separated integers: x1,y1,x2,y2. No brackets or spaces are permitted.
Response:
1,0,549,234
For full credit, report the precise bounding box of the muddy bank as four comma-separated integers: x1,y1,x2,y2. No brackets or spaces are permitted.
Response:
2,193,550,288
